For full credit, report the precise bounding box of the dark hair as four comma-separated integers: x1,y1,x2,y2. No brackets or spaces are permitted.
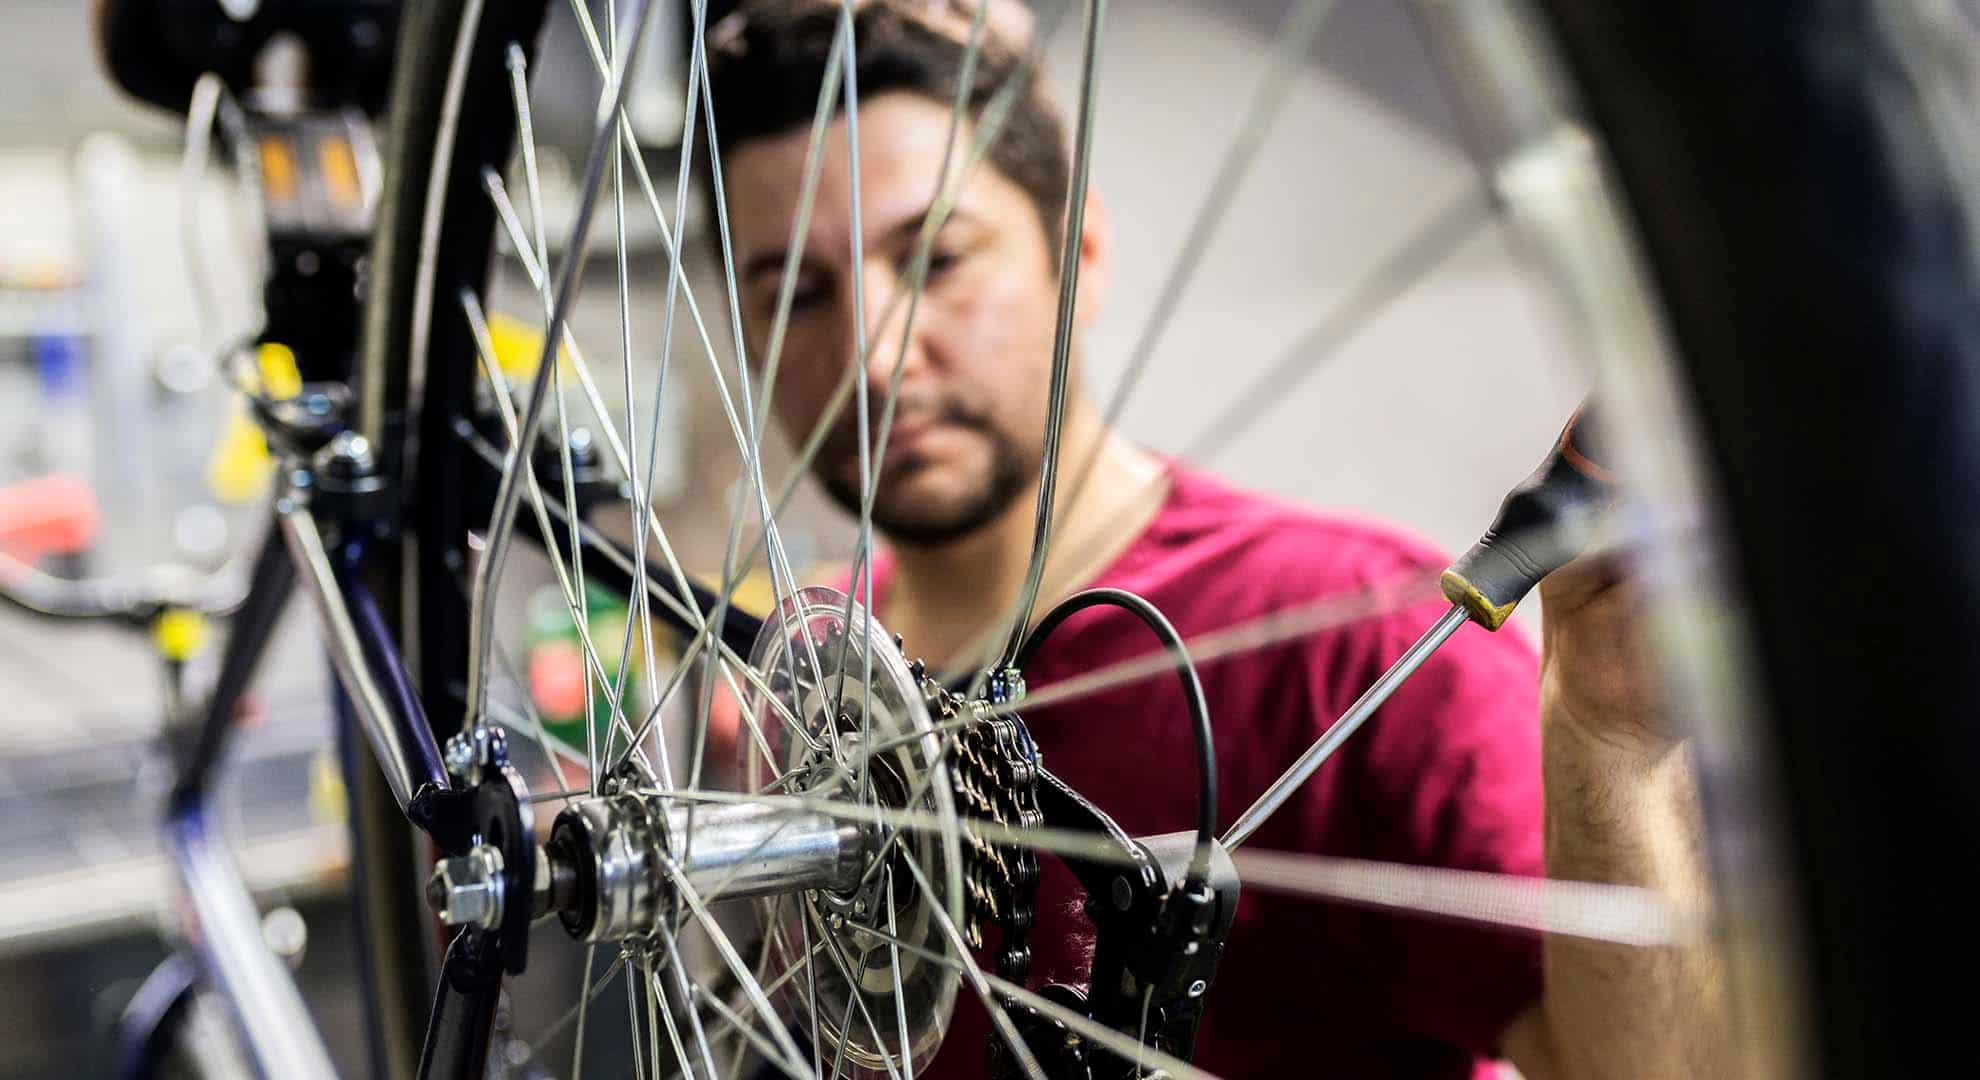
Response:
707,2,1071,256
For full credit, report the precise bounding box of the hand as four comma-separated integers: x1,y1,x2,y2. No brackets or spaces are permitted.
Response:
1537,550,1681,748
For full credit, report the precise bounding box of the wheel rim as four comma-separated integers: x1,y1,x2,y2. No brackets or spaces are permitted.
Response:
345,0,1897,1075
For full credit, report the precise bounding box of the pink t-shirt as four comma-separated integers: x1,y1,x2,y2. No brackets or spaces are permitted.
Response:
860,463,1544,1078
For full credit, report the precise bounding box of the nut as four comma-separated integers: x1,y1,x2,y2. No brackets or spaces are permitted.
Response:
443,732,478,780
428,844,507,929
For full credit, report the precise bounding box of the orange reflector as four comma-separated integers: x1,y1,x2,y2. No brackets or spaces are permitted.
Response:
317,134,361,212
258,135,297,202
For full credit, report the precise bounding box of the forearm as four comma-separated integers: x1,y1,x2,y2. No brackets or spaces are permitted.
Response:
1518,688,1728,1079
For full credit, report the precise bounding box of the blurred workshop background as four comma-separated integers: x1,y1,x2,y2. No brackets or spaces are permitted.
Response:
0,0,1577,1075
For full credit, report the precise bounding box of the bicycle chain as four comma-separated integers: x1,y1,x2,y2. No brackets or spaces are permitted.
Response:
909,658,1043,985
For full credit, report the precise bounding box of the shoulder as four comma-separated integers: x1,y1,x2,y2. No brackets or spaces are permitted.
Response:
1139,464,1452,604
1137,464,1538,694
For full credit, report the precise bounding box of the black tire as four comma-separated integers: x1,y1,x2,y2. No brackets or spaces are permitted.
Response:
357,2,552,1076
1534,2,1980,1075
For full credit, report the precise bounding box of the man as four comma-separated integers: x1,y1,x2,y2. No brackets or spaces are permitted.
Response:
709,3,1723,1077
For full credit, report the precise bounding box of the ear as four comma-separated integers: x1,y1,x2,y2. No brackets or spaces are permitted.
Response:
1071,185,1111,328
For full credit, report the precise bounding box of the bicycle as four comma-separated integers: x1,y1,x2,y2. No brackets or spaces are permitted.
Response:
29,0,1979,1076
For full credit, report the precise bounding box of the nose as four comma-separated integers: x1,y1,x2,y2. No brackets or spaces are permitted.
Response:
856,259,928,390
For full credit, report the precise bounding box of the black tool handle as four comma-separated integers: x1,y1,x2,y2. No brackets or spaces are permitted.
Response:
1441,404,1616,630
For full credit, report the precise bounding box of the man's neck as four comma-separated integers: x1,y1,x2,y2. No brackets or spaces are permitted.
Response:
882,412,1169,671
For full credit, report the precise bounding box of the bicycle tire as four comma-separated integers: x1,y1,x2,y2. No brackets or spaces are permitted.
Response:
1532,1,1980,1074
350,1,1980,1076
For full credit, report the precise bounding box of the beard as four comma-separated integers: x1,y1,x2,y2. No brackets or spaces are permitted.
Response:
816,392,1038,547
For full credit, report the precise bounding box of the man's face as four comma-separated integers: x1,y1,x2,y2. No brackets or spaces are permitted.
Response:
724,93,1066,546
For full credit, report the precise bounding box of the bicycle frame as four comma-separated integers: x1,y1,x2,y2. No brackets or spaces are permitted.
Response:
146,406,784,1078
165,495,447,1078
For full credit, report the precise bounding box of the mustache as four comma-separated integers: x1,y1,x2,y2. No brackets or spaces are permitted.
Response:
820,388,995,459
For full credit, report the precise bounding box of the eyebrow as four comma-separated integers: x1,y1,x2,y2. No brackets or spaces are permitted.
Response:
741,206,981,285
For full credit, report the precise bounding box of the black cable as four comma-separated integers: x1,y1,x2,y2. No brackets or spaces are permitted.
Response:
1015,587,1217,886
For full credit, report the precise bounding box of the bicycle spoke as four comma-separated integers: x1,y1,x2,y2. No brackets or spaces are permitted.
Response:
831,0,879,770
619,770,1703,950
627,958,650,1080
483,167,808,788
483,164,715,656
989,0,1109,678
995,564,1442,716
650,926,715,1080
827,983,858,1080
799,896,907,1080
697,934,829,1053
644,962,666,1080
681,0,840,809
465,0,656,735
843,917,1209,1080
567,0,822,799
1062,0,1339,510
1232,848,1706,946
883,866,913,1080
837,0,991,718
603,7,676,798
1180,189,1490,463
447,413,810,748
934,187,1490,698
486,682,586,801
632,784,1148,870
472,601,586,802
993,509,1661,720
720,0,1075,627
889,843,1044,1080
507,41,605,783
492,0,1084,793
572,944,599,1080
463,289,664,784
505,950,625,1075
697,984,810,1080
802,911,825,1080
660,858,812,1071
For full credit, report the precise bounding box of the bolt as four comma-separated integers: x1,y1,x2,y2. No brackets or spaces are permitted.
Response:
428,844,507,929
261,906,308,970
444,732,478,780
1187,979,1207,999
1111,876,1133,911
991,667,1026,704
325,430,374,468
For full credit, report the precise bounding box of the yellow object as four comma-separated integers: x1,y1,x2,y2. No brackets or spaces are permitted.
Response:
257,135,297,201
255,342,303,399
151,608,209,661
206,411,273,504
307,750,348,826
727,567,777,621
204,344,302,504
1439,569,1516,631
317,134,362,212
485,310,568,382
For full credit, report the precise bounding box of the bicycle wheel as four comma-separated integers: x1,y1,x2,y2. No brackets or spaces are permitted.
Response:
349,0,1980,1077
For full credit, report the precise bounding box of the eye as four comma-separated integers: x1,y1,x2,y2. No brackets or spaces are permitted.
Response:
775,271,828,313
925,246,962,277
789,280,826,309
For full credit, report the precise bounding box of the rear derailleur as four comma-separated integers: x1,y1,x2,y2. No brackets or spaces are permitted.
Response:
988,745,1241,1079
